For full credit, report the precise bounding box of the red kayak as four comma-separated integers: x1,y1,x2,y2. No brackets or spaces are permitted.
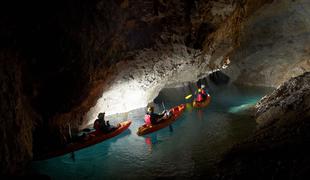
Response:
193,94,211,108
137,104,185,136
36,120,132,160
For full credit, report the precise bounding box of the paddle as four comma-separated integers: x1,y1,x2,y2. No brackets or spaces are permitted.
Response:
162,101,170,117
169,125,173,132
70,151,76,161
162,101,166,111
185,90,198,100
185,94,192,99
68,123,72,140
162,101,173,131
68,123,76,161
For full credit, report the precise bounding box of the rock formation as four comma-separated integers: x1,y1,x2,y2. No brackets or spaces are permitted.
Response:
223,0,310,87
215,72,310,179
0,52,37,174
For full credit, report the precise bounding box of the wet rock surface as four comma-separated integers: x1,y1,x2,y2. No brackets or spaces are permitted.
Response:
215,72,310,180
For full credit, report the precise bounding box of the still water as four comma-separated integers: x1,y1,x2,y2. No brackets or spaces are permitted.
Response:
31,84,273,179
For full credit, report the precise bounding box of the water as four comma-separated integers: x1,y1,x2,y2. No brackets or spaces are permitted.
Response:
31,84,273,179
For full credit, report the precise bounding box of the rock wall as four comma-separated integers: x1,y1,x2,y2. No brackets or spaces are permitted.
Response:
85,0,266,124
215,72,310,179
0,51,37,175
85,45,218,125
255,72,310,127
222,0,310,87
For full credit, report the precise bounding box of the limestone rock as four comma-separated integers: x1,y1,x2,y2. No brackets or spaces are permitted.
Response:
223,0,310,87
215,72,310,180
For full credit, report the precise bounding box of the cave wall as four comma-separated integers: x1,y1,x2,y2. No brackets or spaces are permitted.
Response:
85,0,259,124
0,51,36,175
0,0,134,174
215,72,310,179
222,0,310,87
52,0,240,130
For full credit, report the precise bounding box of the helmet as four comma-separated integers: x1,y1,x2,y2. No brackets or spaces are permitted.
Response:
198,88,202,93
201,84,205,89
98,112,105,119
147,106,154,113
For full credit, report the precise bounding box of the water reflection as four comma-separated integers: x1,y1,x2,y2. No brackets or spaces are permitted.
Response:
143,124,176,153
144,134,157,153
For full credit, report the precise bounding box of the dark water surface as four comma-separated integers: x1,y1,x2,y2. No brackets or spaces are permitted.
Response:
31,84,273,179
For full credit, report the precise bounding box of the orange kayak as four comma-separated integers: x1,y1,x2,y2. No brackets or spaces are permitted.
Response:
193,94,211,108
36,120,132,160
137,104,185,136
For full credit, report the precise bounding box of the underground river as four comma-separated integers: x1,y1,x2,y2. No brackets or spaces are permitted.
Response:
31,83,273,179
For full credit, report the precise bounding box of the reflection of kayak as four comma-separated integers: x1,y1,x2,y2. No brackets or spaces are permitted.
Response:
137,104,185,136
193,94,211,108
36,120,132,160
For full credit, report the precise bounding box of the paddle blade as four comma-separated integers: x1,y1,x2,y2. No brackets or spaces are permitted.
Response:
185,94,192,99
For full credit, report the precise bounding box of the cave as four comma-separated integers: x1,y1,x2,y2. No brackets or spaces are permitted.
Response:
1,0,310,179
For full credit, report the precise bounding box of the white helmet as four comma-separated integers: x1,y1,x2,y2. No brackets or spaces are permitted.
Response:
201,84,205,88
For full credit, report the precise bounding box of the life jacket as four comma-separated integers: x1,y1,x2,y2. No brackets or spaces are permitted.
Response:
144,114,151,125
197,93,203,102
201,89,206,95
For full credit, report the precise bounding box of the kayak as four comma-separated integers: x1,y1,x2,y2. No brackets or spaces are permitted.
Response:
193,94,211,108
137,104,185,136
36,120,132,160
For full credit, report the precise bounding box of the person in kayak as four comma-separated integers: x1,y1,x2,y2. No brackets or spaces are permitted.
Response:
200,84,208,100
94,112,118,133
145,106,166,125
196,85,208,102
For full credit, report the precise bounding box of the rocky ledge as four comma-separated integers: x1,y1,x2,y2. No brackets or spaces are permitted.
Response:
215,72,310,179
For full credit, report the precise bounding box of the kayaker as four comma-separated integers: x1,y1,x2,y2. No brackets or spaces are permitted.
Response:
94,112,117,133
196,88,203,102
145,106,165,125
196,85,208,102
200,84,208,100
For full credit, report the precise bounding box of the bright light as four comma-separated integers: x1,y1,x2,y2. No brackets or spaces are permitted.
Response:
228,103,253,113
85,80,148,126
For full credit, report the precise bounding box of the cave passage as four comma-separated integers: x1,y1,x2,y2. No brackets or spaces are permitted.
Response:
31,82,273,179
